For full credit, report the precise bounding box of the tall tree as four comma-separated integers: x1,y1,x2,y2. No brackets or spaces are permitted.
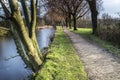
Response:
0,0,43,72
86,0,98,34
70,0,89,30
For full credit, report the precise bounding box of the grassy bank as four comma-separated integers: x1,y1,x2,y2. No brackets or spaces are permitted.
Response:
72,28,120,57
35,29,87,80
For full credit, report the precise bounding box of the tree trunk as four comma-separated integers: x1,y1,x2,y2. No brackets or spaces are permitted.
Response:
68,13,72,29
8,0,43,72
10,24,33,69
87,0,98,34
73,14,77,30
65,17,68,27
20,0,31,29
31,0,43,60
91,12,98,34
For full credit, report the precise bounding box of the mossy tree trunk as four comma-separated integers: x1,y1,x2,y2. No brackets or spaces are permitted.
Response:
0,0,43,72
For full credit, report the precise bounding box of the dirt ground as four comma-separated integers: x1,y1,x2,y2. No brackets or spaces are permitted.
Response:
64,30,120,80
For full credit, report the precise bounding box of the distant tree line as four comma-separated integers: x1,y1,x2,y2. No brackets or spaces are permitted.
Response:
42,0,102,34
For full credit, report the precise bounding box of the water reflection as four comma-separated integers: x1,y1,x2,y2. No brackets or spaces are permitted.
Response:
0,37,32,80
37,28,55,49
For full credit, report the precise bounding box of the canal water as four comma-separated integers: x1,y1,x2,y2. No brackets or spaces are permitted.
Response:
0,28,55,80
37,28,55,49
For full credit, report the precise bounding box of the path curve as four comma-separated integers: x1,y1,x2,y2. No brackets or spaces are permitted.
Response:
64,29,120,80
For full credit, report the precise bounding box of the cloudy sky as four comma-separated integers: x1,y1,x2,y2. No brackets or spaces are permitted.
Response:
101,0,120,17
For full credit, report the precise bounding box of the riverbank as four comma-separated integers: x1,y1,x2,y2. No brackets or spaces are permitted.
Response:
36,25,54,30
35,28,87,80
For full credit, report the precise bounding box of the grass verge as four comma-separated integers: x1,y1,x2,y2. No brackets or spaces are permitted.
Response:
72,28,120,57
35,29,87,80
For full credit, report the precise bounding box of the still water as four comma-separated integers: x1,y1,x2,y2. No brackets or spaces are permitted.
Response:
37,28,55,49
0,28,55,80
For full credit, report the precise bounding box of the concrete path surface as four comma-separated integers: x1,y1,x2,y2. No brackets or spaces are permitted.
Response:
64,29,120,80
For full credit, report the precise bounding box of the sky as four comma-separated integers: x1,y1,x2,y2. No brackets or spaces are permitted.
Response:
101,0,120,18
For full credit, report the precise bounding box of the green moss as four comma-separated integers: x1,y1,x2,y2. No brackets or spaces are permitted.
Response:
35,29,87,80
0,27,9,36
72,28,120,58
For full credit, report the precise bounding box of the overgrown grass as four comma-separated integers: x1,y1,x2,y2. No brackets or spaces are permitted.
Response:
35,29,87,80
72,28,120,57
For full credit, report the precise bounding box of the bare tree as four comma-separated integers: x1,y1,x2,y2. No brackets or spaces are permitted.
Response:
0,0,43,72
44,0,89,30
69,0,89,30
86,0,99,34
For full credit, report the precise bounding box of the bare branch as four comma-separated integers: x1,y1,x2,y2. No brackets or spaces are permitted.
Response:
0,15,7,20
20,0,31,28
0,0,11,17
77,8,89,19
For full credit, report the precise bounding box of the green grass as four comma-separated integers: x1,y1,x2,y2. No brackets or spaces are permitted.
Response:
35,29,87,80
72,28,120,57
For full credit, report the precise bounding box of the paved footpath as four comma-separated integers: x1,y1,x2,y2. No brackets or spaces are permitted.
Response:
64,29,120,80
